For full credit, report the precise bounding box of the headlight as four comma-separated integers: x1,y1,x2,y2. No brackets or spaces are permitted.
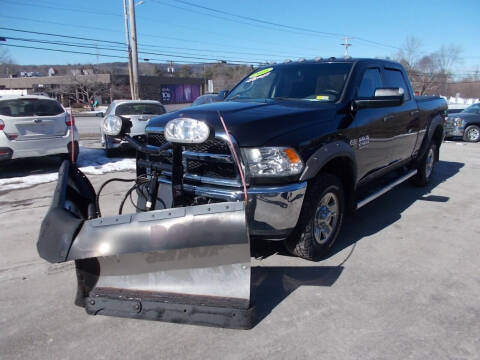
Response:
164,118,210,143
242,147,303,177
453,117,463,127
103,115,123,136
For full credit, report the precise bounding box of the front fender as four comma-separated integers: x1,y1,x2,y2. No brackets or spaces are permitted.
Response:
299,140,357,183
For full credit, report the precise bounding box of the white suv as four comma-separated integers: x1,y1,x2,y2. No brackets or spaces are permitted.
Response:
0,95,79,163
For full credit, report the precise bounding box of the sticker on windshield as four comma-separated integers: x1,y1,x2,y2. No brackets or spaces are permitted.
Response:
246,67,273,82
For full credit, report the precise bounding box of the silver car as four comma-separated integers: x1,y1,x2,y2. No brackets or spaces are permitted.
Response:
100,100,166,156
0,95,79,163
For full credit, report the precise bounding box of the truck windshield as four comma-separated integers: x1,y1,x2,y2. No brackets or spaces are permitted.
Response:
460,104,480,114
226,63,352,103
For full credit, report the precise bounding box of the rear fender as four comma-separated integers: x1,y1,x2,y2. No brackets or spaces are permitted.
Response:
416,115,444,161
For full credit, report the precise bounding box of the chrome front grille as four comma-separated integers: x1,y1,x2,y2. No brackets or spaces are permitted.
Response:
146,132,240,185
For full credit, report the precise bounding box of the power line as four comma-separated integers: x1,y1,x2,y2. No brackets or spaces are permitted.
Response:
0,27,125,46
4,0,324,55
0,28,265,63
0,43,126,60
159,0,401,50
0,22,303,59
165,0,345,38
0,43,255,65
2,0,123,18
2,36,262,63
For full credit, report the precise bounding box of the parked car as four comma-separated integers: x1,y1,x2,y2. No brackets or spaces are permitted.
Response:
100,100,166,156
0,95,79,163
191,93,222,106
444,103,480,142
137,58,447,260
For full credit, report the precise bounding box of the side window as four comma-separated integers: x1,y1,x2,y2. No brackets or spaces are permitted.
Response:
357,68,382,97
383,68,410,100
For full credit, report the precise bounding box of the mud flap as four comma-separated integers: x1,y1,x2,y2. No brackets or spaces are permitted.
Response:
38,163,254,329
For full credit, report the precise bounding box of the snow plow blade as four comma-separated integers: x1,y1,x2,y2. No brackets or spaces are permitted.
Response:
37,161,254,329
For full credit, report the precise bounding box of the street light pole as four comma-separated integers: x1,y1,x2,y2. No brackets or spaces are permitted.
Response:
128,0,140,99
123,0,135,99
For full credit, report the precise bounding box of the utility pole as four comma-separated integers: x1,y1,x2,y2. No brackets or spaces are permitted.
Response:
341,37,352,59
128,0,140,99
123,0,135,99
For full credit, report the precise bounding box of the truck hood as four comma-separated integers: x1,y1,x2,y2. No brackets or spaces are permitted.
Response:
146,100,337,146
453,112,480,122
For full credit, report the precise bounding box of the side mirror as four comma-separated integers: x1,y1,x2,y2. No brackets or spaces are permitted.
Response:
354,87,404,109
218,89,229,99
103,115,132,138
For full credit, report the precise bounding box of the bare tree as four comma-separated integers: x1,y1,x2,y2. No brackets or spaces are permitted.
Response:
176,65,193,78
396,36,423,70
436,45,462,73
55,74,111,108
0,48,13,64
395,37,463,95
0,48,15,77
414,54,445,95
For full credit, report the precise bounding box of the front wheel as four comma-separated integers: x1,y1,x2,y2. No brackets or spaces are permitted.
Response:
463,125,480,142
103,136,117,158
285,174,344,261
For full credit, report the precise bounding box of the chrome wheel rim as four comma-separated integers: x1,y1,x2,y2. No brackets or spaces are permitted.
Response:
313,192,339,245
467,128,479,142
425,147,435,179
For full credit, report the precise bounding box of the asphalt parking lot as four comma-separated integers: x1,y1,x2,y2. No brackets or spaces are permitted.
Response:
1,141,479,360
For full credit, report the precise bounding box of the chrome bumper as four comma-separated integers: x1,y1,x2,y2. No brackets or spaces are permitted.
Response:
158,177,307,240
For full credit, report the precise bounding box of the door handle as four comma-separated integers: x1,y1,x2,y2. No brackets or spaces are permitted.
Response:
410,110,420,116
383,115,395,122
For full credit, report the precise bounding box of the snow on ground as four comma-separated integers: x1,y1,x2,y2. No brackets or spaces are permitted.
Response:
0,147,135,192
0,173,59,192
77,147,135,175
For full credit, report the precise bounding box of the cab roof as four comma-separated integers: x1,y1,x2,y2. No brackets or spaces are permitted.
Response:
261,57,402,68
0,94,55,101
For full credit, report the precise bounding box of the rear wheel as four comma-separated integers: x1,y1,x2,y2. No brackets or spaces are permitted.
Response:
285,174,344,261
412,142,437,187
463,125,480,142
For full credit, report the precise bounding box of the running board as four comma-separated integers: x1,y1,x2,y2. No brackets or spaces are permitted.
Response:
356,169,418,209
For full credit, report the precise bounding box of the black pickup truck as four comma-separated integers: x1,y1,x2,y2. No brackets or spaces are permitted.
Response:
136,58,447,260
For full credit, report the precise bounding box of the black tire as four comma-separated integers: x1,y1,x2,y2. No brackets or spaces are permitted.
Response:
285,174,344,261
104,136,119,158
62,141,79,163
412,142,437,187
105,148,117,158
463,125,480,142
